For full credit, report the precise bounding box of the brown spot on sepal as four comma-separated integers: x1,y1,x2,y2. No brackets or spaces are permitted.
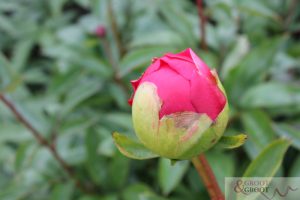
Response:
167,112,201,129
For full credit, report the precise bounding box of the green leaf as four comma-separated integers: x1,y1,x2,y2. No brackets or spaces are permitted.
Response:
23,68,48,84
129,30,184,48
216,134,247,149
274,124,300,150
85,129,106,185
187,168,205,193
48,69,81,95
79,196,99,200
50,182,74,200
119,46,176,77
57,131,86,165
236,1,278,19
290,156,300,177
0,53,13,88
12,38,35,72
97,127,116,157
2,75,23,93
243,138,291,177
0,180,37,200
14,143,30,171
158,158,189,195
224,38,283,104
107,151,130,189
109,83,129,109
122,183,168,200
48,0,68,16
104,113,133,131
112,132,158,160
0,15,16,36
159,1,197,47
75,56,112,78
80,195,118,200
240,82,300,108
221,36,250,78
0,123,32,143
60,78,101,116
241,110,277,159
57,25,85,45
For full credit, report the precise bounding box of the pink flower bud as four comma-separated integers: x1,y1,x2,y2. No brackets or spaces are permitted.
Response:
95,25,106,38
129,48,226,121
128,48,229,159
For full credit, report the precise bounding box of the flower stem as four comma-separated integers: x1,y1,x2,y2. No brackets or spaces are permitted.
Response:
107,0,124,57
0,94,98,194
196,0,207,51
192,154,224,200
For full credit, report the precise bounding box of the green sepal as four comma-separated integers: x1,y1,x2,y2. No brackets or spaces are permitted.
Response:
112,132,159,160
216,134,247,149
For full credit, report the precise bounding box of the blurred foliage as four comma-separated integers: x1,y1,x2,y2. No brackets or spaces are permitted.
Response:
0,0,300,199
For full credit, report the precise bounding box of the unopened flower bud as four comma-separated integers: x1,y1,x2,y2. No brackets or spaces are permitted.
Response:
129,48,229,159
95,25,106,38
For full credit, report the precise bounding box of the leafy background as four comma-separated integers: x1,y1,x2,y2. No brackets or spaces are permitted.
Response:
0,0,299,199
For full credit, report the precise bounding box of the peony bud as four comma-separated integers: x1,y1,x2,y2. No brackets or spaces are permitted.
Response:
95,25,106,38
128,48,229,160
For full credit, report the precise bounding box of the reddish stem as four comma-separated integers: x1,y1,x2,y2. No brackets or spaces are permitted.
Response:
0,94,96,194
107,0,124,57
196,0,207,50
192,154,224,200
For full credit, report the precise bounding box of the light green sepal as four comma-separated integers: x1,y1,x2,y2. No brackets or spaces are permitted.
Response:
216,134,248,149
112,132,159,160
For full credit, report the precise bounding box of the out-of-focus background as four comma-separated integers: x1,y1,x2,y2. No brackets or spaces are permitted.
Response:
0,0,299,199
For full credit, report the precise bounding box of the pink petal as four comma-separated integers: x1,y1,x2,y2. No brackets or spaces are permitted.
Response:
190,71,226,120
164,48,216,83
129,48,225,120
141,65,196,118
128,59,166,105
188,48,211,76
165,48,192,60
160,56,195,80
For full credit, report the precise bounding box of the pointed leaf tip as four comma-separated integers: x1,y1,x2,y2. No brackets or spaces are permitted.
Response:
112,131,159,160
217,134,248,149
